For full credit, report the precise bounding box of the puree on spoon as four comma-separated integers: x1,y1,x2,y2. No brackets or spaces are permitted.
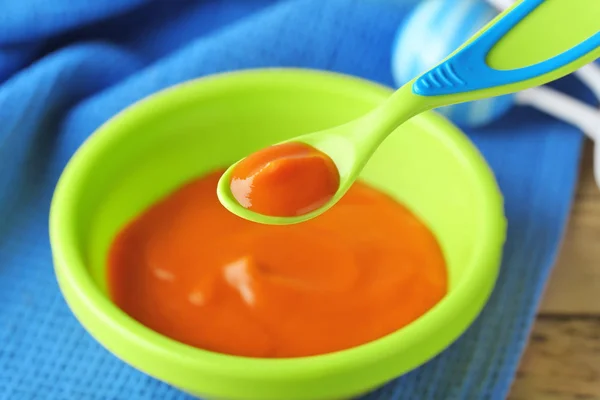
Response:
108,169,447,358
229,142,340,217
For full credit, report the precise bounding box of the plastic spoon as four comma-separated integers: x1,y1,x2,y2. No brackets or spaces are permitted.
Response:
218,0,600,225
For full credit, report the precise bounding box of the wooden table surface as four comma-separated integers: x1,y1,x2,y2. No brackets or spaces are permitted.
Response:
508,142,600,400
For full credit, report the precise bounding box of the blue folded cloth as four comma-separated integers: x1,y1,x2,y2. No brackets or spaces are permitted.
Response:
0,1,593,399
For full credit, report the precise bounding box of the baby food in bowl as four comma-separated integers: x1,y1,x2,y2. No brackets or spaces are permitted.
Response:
108,169,447,359
50,69,505,400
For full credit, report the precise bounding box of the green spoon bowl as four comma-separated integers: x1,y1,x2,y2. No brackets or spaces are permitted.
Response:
50,68,506,400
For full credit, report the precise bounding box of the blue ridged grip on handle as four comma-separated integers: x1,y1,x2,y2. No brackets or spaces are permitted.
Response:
413,0,600,96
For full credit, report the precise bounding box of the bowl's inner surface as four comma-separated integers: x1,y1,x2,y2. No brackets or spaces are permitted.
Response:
77,74,482,298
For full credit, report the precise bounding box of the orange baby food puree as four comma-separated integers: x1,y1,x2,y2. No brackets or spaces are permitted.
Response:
229,142,340,217
108,169,447,358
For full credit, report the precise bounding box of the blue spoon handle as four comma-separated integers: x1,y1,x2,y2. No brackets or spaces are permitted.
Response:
413,0,600,97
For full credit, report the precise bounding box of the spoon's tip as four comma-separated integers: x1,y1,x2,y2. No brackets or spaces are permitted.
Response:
217,128,361,226
217,163,329,226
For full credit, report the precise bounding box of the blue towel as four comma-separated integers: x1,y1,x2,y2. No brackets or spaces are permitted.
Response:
0,1,594,399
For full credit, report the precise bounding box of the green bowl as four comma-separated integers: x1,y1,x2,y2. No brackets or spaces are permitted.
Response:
50,68,506,400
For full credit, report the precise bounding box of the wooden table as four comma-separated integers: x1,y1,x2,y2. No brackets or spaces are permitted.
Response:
508,142,600,399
